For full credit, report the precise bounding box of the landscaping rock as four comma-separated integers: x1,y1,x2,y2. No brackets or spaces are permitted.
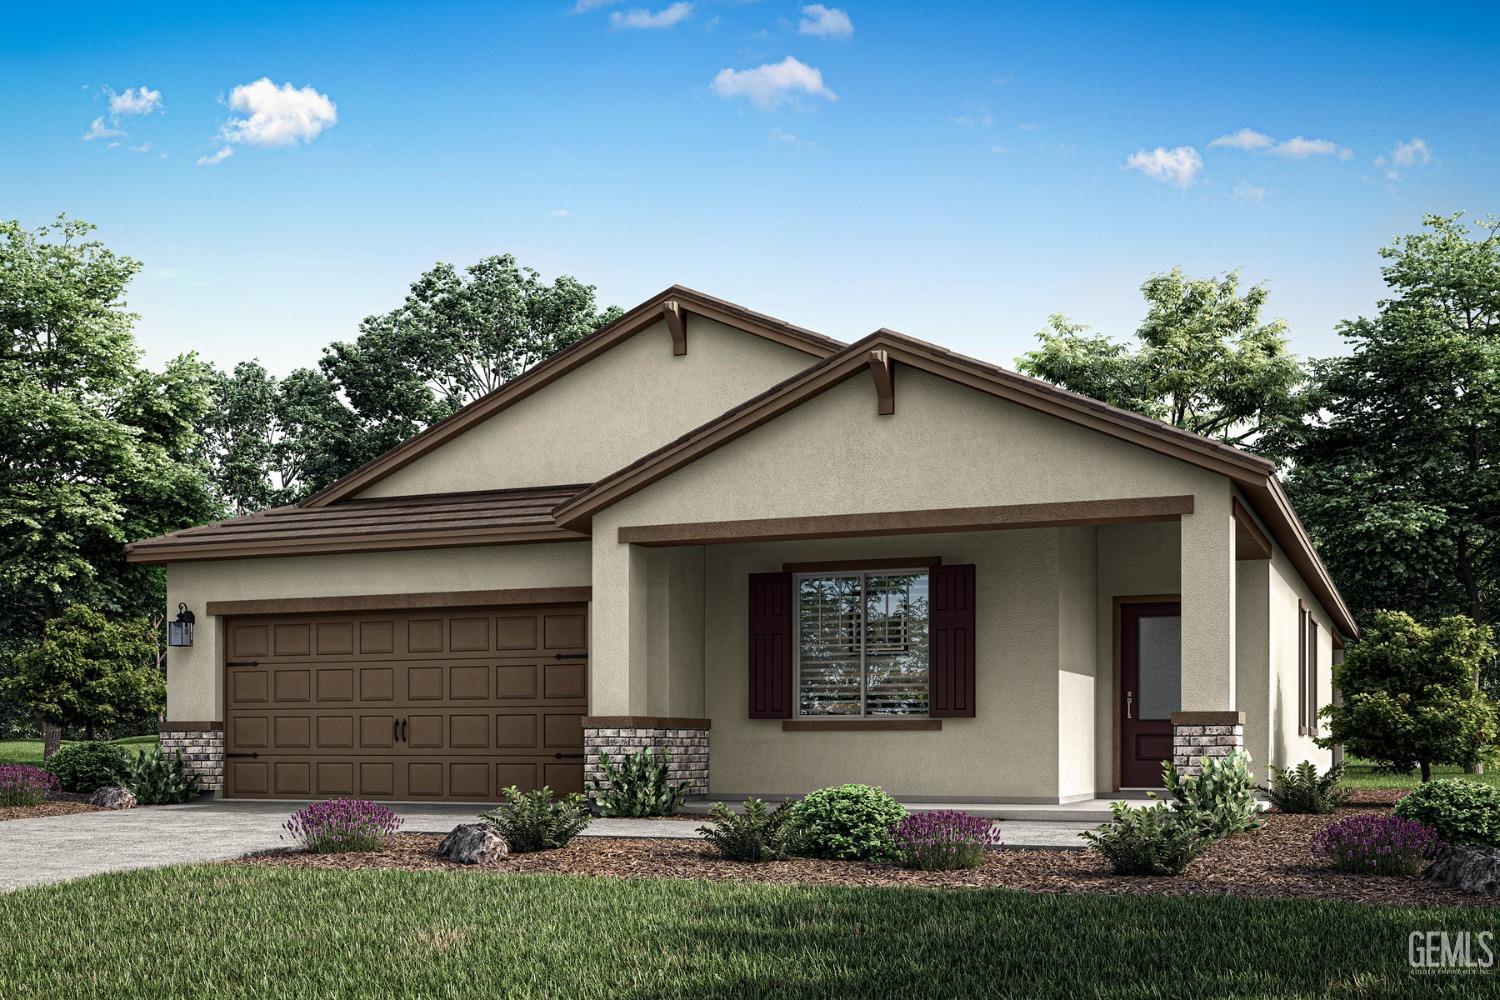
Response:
1424,845,1500,896
87,786,137,811
437,823,507,864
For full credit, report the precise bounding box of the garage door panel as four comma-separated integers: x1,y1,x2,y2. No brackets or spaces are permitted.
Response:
225,605,587,802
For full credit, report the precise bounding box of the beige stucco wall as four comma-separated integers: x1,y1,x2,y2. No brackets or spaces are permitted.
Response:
164,542,590,721
1269,544,1337,771
357,316,818,497
1058,526,1099,799
1235,558,1273,779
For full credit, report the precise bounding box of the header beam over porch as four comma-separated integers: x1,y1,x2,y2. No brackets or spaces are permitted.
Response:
615,495,1195,547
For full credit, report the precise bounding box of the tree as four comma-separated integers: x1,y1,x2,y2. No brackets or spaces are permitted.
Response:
1017,268,1305,451
0,216,221,642
1284,214,1500,637
1320,611,1496,780
0,606,164,757
320,254,623,466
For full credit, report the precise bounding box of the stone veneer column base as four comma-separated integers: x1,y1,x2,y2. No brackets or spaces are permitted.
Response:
157,721,224,794
581,716,710,798
1169,711,1245,778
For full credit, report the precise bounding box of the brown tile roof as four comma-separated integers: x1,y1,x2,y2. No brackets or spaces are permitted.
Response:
125,485,590,563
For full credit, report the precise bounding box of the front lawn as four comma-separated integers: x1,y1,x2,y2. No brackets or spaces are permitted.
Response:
0,866,1493,999
0,735,156,766
1341,757,1500,791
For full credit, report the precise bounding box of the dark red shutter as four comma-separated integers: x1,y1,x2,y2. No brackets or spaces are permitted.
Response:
929,563,976,718
748,572,793,719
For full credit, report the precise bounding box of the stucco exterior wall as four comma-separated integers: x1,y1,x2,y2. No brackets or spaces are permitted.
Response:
357,316,818,497
1235,558,1274,779
1269,544,1337,771
163,542,590,721
1057,526,1099,800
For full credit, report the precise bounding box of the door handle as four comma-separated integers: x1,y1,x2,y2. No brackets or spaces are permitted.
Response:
393,718,399,743
553,653,588,661
400,718,408,743
1126,691,1133,720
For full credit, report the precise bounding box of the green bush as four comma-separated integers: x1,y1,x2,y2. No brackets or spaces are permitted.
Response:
1261,760,1348,814
1162,751,1261,839
787,784,906,862
481,786,592,853
588,749,686,817
123,747,202,805
44,741,131,793
1083,800,1210,875
696,798,801,862
1392,778,1500,846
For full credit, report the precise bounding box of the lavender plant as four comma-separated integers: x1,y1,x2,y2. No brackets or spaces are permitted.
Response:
282,799,402,853
0,765,58,806
891,810,1002,871
1312,814,1443,876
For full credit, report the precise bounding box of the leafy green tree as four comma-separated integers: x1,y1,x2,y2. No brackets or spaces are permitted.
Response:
0,216,220,638
0,606,164,757
1017,268,1305,450
320,254,622,464
1320,611,1496,780
1285,214,1500,636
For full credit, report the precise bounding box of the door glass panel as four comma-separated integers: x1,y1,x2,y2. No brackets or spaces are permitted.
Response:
1135,615,1181,720
798,577,863,716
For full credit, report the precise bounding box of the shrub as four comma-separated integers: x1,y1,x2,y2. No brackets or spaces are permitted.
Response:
787,784,907,862
282,799,402,853
1083,800,1210,875
1313,814,1443,875
0,764,58,806
588,749,686,818
481,786,591,853
123,747,202,805
44,741,132,793
1392,779,1500,846
697,798,801,862
1161,751,1261,839
1261,760,1349,814
891,810,1002,871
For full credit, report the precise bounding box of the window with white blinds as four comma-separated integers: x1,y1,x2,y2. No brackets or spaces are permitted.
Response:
796,571,930,717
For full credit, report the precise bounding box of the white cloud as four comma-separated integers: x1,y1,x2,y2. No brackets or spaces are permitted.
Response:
990,145,1007,154
569,0,621,12
769,127,813,147
1208,128,1272,151
549,208,572,217
107,85,162,117
611,3,692,28
196,146,234,166
797,4,853,38
711,56,836,110
130,141,153,154
1269,136,1351,160
218,79,337,148
1125,146,1202,187
1016,122,1040,131
1391,137,1432,168
951,104,993,128
81,116,123,141
1232,180,1267,204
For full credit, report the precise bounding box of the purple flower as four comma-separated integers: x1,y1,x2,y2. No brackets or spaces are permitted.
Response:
283,798,402,853
891,810,1002,871
1312,813,1442,876
0,765,58,807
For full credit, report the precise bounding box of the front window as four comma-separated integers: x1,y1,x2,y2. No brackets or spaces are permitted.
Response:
796,571,929,717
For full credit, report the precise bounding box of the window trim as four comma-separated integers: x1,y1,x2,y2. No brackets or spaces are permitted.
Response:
1308,617,1320,736
792,567,932,720
1298,602,1308,736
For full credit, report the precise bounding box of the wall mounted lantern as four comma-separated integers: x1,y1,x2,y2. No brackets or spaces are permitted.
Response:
168,603,195,647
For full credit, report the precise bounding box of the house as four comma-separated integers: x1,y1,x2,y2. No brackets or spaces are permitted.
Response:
127,287,1354,804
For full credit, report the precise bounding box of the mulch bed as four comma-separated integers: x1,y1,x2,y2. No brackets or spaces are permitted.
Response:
0,800,101,821
233,806,1496,909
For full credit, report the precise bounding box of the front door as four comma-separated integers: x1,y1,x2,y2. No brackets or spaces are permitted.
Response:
1119,601,1181,787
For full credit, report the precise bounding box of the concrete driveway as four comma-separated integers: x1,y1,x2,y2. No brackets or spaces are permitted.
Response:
0,800,703,892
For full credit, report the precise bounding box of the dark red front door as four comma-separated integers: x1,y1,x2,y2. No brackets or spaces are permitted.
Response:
1120,601,1181,787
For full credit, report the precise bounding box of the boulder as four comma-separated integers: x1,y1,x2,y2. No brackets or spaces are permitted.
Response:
88,786,138,810
1425,845,1500,896
437,823,508,865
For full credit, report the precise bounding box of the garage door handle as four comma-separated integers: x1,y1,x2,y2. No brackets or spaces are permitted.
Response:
553,653,587,661
400,718,408,743
227,752,259,759
226,660,259,667
553,753,585,759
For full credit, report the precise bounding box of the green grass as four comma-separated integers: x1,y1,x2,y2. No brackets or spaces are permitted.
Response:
0,735,157,766
0,866,1493,998
1341,757,1500,791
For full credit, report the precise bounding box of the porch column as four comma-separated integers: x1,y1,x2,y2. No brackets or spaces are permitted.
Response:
1179,485,1236,711
589,538,650,715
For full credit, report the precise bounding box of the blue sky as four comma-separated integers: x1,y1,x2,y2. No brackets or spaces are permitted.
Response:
3,1,1497,374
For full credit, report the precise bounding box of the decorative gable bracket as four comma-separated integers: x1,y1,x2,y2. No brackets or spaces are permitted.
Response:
867,349,894,415
663,300,687,356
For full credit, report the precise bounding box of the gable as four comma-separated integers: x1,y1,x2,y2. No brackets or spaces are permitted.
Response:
354,314,824,498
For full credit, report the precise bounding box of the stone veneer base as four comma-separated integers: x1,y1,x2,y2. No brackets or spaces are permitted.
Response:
582,717,710,798
1169,710,1245,778
157,722,225,794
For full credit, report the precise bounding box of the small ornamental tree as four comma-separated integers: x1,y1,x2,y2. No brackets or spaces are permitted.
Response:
1320,611,1496,780
0,606,164,757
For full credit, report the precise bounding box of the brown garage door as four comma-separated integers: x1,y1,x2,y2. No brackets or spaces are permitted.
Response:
222,605,587,801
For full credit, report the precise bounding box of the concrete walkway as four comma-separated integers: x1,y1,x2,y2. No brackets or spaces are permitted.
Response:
0,799,1094,892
